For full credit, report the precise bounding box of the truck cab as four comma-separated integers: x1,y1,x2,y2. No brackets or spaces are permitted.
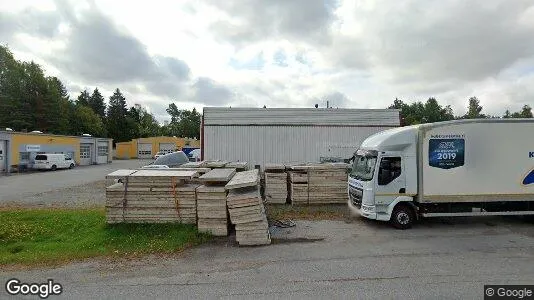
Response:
348,126,419,229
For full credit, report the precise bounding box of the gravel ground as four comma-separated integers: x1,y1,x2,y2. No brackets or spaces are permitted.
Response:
0,180,108,208
0,159,148,207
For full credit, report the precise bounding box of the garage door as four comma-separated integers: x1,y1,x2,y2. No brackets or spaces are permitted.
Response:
159,143,175,154
0,140,6,172
80,143,92,165
97,142,109,164
138,143,152,159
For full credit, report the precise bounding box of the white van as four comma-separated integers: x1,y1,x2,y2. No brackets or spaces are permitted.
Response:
33,154,75,171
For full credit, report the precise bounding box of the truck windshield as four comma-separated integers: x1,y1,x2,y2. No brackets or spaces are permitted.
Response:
350,155,377,181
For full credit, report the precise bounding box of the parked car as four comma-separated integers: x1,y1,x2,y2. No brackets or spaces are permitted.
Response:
153,151,165,160
33,153,75,171
149,151,190,168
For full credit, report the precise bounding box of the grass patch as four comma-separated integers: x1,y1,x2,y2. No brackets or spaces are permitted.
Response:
266,204,348,221
0,209,210,266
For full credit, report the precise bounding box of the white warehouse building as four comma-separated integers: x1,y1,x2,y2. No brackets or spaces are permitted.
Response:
201,107,401,169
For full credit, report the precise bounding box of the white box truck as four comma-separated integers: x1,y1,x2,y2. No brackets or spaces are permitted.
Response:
347,119,534,229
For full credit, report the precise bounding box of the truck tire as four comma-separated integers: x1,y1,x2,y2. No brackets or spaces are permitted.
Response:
391,204,414,230
51,165,57,171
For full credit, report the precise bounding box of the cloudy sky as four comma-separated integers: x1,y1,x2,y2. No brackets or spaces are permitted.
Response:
1,0,534,121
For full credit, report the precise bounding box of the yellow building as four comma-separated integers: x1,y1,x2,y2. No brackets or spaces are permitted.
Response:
0,130,112,173
115,136,200,159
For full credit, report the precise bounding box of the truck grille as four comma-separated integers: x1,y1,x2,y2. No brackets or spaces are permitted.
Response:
349,186,363,209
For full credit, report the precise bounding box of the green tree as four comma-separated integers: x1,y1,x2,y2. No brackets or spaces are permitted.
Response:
129,105,161,138
76,90,90,107
511,105,533,118
88,88,106,119
463,97,485,119
503,109,511,118
71,105,106,136
165,104,201,139
388,98,454,126
0,45,30,130
423,97,454,123
45,76,72,134
106,88,135,143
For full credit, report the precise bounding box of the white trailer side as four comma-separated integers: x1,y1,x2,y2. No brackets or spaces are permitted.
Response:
419,120,534,203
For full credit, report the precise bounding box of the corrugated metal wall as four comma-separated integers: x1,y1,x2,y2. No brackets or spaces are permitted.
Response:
203,107,400,126
204,125,394,168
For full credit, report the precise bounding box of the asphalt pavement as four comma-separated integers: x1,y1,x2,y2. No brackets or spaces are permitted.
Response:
2,217,533,299
0,159,150,206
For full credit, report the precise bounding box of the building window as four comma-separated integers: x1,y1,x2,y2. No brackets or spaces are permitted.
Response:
138,150,151,155
80,145,91,159
20,152,30,161
98,146,108,156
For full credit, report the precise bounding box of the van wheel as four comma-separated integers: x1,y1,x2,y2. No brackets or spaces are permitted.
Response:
69,163,74,169
51,165,57,171
391,204,414,230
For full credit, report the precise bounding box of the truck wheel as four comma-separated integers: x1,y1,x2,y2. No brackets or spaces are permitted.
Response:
391,204,414,230
51,165,57,171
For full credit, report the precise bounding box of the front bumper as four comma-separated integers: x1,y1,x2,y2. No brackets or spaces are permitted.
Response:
347,198,377,220
33,164,51,169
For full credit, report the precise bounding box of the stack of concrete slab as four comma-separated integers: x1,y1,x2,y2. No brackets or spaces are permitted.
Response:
288,163,350,205
264,163,288,204
196,168,236,236
104,170,198,223
204,160,228,168
225,161,249,171
288,168,309,205
180,161,207,168
172,167,211,184
226,169,271,246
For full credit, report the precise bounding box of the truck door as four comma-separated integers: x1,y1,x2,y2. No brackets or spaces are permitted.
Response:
375,156,406,205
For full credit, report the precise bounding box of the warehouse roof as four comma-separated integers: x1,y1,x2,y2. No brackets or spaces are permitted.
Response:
0,130,111,139
203,107,400,126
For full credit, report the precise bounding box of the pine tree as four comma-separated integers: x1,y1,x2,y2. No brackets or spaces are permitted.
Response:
76,90,91,107
88,88,106,119
45,76,72,134
106,88,129,143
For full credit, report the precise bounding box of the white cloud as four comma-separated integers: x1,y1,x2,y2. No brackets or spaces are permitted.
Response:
1,0,533,122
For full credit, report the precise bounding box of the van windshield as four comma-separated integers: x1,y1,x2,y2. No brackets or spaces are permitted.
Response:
35,155,47,160
350,154,377,181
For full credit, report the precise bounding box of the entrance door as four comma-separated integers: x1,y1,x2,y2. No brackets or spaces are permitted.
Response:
159,143,175,154
374,156,406,205
97,142,109,164
80,143,92,165
0,140,5,172
137,143,152,159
